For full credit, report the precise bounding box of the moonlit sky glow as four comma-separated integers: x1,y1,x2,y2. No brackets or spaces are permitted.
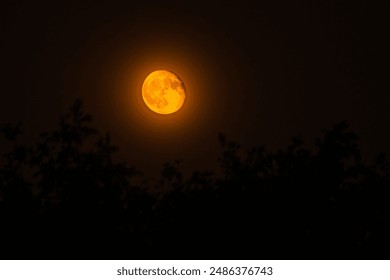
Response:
1,0,387,176
57,13,254,173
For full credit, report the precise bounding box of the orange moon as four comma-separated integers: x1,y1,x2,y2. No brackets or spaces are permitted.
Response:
142,70,186,114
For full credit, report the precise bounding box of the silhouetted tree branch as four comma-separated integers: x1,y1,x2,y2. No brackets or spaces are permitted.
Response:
1,101,389,259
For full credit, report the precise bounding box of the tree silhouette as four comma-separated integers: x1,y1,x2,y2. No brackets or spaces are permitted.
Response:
1,100,389,259
0,100,149,257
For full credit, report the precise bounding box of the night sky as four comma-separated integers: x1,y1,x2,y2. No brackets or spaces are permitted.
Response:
2,0,390,260
1,0,387,176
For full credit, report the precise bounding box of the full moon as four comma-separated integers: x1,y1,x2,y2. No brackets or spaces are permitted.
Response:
142,70,186,114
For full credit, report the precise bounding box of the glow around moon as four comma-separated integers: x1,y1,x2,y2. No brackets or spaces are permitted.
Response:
142,70,186,114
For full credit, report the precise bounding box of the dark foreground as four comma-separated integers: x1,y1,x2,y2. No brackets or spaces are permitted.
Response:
1,101,389,259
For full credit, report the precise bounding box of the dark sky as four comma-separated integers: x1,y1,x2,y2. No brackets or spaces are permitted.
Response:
1,0,387,176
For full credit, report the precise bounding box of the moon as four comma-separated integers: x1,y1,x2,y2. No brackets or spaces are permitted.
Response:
142,70,186,114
